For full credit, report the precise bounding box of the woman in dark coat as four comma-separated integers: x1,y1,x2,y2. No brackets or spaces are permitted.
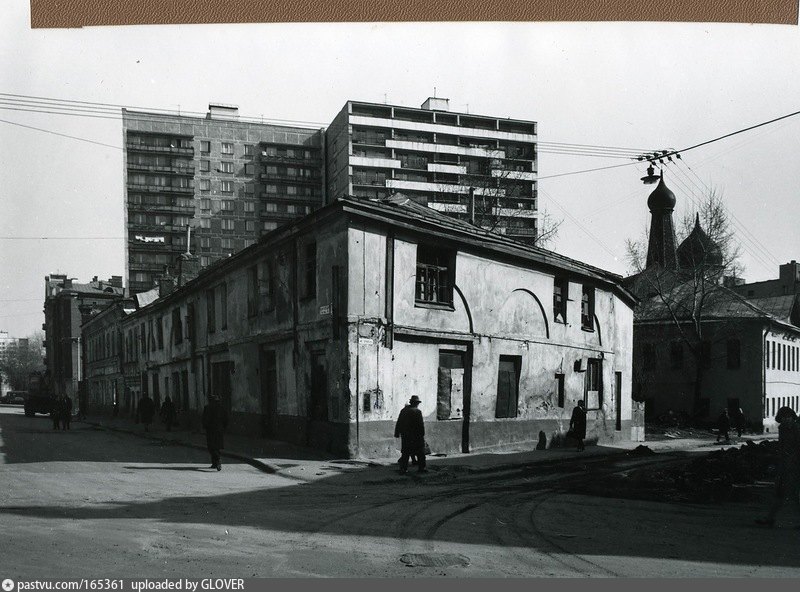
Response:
569,400,587,452
202,395,228,471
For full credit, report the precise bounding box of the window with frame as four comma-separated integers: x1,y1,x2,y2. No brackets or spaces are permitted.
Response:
157,317,164,349
245,220,255,232
220,161,234,174
221,238,233,249
200,218,211,229
263,221,278,231
495,355,521,418
200,141,210,154
244,183,255,195
415,245,454,306
221,219,235,231
221,180,233,193
727,339,741,369
670,341,684,369
172,308,183,345
200,160,210,172
221,200,234,211
244,201,255,213
220,283,228,330
555,373,565,408
201,256,210,266
262,258,276,310
585,358,603,409
304,242,317,298
199,179,211,192
244,144,254,157
247,266,259,317
265,184,278,194
553,277,568,323
287,186,298,195
581,286,595,331
200,199,211,212
140,323,146,354
206,289,216,333
221,142,233,155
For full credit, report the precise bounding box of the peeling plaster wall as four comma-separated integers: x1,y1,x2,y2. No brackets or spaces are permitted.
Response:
348,229,636,456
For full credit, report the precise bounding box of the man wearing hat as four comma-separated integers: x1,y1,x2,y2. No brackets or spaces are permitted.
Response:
394,395,426,473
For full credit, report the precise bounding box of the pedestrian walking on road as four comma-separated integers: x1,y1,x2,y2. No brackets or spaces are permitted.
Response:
78,390,87,420
569,400,587,452
61,396,72,430
734,407,746,438
51,397,62,431
756,406,800,527
137,394,155,432
202,395,228,471
716,408,731,443
394,395,426,474
160,396,177,432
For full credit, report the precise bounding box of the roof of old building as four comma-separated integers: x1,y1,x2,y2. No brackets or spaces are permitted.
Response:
45,278,124,299
746,294,800,324
635,279,798,331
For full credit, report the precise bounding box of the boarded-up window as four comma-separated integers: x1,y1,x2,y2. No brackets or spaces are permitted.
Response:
437,350,465,420
555,373,565,408
496,355,521,418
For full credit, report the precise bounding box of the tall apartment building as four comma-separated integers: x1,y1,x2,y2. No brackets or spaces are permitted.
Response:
123,104,324,294
325,98,539,242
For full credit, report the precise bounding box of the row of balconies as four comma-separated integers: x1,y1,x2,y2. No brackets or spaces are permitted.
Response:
127,163,195,175
127,182,194,194
126,144,194,155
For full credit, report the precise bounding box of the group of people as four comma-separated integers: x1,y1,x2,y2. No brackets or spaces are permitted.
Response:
50,396,73,430
716,406,747,443
135,392,228,472
135,394,178,432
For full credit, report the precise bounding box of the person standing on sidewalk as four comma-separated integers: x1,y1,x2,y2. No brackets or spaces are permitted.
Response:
394,395,426,474
569,400,587,452
734,407,746,438
756,406,800,527
51,397,63,431
202,394,228,471
160,396,177,432
137,394,155,432
61,395,72,430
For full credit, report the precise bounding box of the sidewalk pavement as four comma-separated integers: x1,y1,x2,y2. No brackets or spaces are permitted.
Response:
79,413,777,484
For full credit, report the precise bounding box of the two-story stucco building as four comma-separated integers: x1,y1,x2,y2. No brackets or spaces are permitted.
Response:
112,194,636,457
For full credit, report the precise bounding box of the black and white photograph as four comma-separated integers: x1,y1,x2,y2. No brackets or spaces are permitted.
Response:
2,0,800,580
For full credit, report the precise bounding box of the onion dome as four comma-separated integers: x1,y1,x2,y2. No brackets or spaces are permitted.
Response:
647,174,677,211
677,214,723,268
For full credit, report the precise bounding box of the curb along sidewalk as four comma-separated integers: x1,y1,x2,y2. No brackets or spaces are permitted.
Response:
81,413,777,482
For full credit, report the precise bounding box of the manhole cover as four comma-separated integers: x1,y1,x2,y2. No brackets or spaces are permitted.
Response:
400,553,470,568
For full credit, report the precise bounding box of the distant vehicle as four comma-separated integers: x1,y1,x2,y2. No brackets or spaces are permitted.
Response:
5,391,27,405
24,372,53,417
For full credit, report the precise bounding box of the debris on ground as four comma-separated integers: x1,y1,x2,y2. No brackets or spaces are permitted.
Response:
627,445,656,457
573,440,778,504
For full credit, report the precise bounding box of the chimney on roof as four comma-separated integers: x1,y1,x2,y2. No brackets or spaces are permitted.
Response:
176,253,200,288
64,278,73,289
157,266,176,298
421,97,450,112
206,103,239,121
109,276,123,289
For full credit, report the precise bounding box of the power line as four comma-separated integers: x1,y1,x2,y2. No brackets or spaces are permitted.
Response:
0,236,124,240
0,117,122,150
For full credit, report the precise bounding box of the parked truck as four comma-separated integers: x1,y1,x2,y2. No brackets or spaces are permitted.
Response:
24,371,54,417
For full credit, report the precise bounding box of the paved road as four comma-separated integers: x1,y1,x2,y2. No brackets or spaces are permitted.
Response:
2,406,799,578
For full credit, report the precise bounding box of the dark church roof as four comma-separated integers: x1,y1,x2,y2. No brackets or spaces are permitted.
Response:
647,175,676,211
677,214,723,269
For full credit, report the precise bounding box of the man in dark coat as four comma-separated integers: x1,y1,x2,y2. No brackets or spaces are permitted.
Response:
138,394,156,432
569,400,587,452
51,397,63,430
734,407,746,437
202,395,228,471
61,396,72,430
394,395,426,473
716,408,731,443
160,396,177,432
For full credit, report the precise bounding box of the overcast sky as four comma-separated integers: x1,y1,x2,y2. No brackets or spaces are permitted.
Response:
1,0,799,338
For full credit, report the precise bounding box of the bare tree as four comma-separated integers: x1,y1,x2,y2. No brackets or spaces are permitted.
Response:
0,333,45,391
626,188,745,417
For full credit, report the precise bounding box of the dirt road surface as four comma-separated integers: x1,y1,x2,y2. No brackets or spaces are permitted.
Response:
2,407,799,578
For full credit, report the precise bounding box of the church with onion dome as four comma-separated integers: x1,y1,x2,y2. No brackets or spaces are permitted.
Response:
626,174,800,431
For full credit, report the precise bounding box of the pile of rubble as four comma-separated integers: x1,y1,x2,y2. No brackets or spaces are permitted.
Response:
576,440,778,504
